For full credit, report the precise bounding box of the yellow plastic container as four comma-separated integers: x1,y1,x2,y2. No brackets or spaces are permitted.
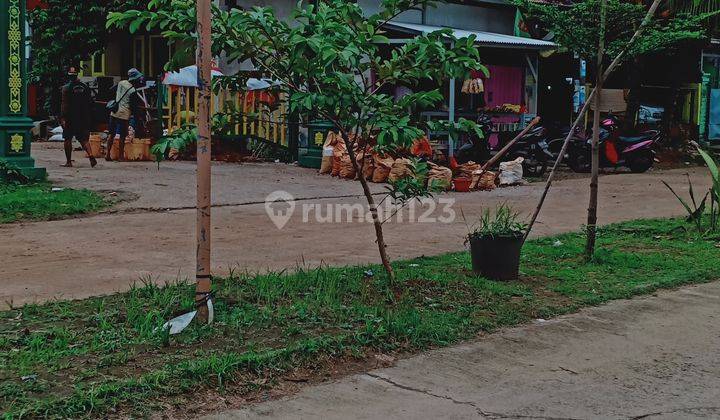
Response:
124,139,152,161
88,133,104,158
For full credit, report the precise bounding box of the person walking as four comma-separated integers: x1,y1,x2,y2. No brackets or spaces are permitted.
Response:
106,68,144,161
60,66,96,167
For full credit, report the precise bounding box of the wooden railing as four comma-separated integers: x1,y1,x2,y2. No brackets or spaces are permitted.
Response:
163,86,289,146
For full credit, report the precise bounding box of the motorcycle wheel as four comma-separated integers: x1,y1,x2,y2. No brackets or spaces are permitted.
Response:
547,138,566,161
628,150,654,173
523,158,548,177
568,151,591,173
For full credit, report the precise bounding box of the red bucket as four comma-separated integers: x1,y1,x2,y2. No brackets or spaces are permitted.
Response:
453,177,472,192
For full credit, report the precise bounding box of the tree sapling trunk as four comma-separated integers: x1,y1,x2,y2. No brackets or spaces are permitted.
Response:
339,130,396,282
585,0,606,258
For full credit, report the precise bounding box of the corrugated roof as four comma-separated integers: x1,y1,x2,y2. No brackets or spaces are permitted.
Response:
384,22,556,50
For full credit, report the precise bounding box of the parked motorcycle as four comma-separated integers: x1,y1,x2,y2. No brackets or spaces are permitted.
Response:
500,124,554,177
457,114,554,176
456,113,494,164
547,125,586,163
566,115,659,173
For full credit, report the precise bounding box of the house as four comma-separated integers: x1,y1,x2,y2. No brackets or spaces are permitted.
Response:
29,0,559,154
223,0,558,154
367,0,557,151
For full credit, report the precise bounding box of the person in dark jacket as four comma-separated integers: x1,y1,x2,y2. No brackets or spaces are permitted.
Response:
60,66,97,167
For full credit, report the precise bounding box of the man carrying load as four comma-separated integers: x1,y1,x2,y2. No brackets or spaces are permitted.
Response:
60,66,97,168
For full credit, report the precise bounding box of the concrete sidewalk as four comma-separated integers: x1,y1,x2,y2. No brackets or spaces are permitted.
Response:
205,281,720,420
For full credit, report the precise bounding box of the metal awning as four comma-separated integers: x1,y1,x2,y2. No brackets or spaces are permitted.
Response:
384,22,556,50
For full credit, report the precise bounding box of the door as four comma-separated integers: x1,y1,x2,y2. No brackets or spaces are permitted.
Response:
484,65,524,109
708,89,720,141
484,65,524,147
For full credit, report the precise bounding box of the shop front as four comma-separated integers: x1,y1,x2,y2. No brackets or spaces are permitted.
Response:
382,22,555,158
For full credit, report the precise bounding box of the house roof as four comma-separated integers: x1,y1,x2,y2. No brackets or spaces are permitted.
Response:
384,22,557,50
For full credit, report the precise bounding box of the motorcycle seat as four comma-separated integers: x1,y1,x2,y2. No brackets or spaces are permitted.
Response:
619,134,653,143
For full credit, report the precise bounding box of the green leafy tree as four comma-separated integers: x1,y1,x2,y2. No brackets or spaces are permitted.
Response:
109,0,486,281
29,0,147,115
515,0,710,61
515,0,713,135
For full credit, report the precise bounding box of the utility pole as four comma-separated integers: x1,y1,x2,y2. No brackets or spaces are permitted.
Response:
195,0,212,320
585,0,607,258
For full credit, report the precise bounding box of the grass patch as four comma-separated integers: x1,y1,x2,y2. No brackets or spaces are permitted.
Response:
0,182,109,224
1,218,718,418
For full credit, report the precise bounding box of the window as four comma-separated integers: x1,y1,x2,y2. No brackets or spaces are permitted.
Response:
79,52,105,77
91,53,105,76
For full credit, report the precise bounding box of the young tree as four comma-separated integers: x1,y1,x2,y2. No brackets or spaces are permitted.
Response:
109,0,486,281
515,0,711,257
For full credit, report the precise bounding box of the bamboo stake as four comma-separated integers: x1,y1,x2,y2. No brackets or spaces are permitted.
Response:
585,0,607,258
176,88,182,127
250,97,256,136
168,88,173,133
185,88,191,124
242,93,248,135
195,0,212,322
266,109,271,141
523,0,662,242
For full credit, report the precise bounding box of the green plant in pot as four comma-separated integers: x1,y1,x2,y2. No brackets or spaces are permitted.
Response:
465,205,528,280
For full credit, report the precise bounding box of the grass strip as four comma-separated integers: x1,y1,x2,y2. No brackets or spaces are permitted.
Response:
1,217,718,418
0,182,109,224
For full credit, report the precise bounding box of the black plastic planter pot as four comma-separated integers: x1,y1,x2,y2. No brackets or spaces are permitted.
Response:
469,235,523,280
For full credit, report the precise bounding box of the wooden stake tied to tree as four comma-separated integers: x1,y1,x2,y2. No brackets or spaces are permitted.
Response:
195,0,212,321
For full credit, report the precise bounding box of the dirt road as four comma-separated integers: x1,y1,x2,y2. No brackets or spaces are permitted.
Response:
0,143,711,307
205,281,720,420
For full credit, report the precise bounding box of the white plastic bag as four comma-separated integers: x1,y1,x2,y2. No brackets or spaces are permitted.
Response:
50,126,63,134
499,157,524,186
48,133,64,142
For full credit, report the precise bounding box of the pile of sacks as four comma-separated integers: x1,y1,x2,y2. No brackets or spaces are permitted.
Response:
453,156,525,191
453,161,497,191
319,132,453,190
318,131,524,191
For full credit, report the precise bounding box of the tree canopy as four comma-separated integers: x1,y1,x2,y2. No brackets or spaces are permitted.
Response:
513,0,712,62
29,0,147,114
